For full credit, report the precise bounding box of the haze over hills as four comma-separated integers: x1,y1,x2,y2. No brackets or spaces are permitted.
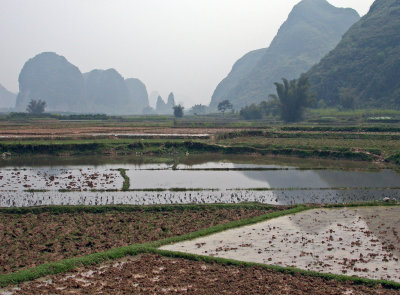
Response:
16,52,85,113
125,78,150,114
156,93,175,115
15,52,150,114
307,0,400,108
210,0,360,110
0,84,16,110
210,48,267,109
84,69,132,115
148,91,160,109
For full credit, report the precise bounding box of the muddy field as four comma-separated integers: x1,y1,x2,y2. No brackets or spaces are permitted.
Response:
0,167,123,190
0,207,280,274
2,189,400,208
0,126,242,139
162,206,400,282
3,254,398,295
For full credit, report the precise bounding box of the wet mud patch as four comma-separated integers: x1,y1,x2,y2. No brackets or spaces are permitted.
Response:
2,254,398,295
161,206,400,283
0,168,123,191
2,189,400,207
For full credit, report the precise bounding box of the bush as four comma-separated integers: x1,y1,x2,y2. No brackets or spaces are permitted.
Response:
240,104,263,120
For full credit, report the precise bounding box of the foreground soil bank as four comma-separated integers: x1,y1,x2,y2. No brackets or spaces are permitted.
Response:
3,254,398,295
0,206,281,274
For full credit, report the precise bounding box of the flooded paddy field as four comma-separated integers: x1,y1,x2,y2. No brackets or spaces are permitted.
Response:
161,206,400,283
1,189,400,207
0,167,123,191
1,156,400,207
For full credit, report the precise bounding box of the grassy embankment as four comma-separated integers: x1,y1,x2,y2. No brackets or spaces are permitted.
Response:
1,126,400,165
2,108,400,126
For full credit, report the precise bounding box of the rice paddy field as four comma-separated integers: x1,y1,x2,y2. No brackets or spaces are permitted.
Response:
0,119,400,294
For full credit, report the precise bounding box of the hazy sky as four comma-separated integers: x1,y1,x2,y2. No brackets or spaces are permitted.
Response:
0,0,374,107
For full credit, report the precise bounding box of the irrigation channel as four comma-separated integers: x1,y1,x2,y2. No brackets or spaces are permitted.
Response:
1,156,399,207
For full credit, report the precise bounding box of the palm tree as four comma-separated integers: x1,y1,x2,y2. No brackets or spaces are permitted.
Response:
269,74,312,122
26,99,47,114
173,105,184,118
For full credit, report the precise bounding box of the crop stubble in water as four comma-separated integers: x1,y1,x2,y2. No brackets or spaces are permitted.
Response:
1,163,400,206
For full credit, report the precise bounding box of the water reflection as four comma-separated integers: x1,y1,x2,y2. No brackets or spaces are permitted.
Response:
0,158,399,207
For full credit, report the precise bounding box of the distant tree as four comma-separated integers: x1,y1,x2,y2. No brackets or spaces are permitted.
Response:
26,99,46,114
239,100,280,120
191,104,208,115
173,104,184,118
269,75,313,122
218,100,233,114
316,99,327,109
260,100,280,117
240,104,263,120
339,87,358,110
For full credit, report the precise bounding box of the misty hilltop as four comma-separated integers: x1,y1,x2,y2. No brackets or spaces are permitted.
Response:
125,78,150,114
210,0,360,110
307,0,400,108
16,52,150,114
156,93,175,115
16,52,85,113
0,84,16,110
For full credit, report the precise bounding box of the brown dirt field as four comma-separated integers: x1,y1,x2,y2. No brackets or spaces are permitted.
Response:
0,126,245,138
0,207,281,274
7,254,399,295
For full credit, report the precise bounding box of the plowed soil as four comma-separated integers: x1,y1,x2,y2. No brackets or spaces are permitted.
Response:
6,254,399,295
0,207,279,274
0,126,243,138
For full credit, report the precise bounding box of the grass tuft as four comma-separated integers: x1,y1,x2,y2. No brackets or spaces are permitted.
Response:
118,168,130,191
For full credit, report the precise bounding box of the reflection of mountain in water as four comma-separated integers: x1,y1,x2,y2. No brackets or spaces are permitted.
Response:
239,167,400,204
315,170,400,188
239,168,400,189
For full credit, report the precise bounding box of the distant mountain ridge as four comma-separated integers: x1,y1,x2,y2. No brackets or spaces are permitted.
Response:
156,92,175,114
16,52,85,112
210,0,360,109
16,52,150,114
307,0,400,108
0,84,16,110
210,48,267,109
125,78,149,114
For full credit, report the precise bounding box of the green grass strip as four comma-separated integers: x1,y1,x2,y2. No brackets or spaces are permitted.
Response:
118,168,130,191
150,249,400,290
0,244,148,288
